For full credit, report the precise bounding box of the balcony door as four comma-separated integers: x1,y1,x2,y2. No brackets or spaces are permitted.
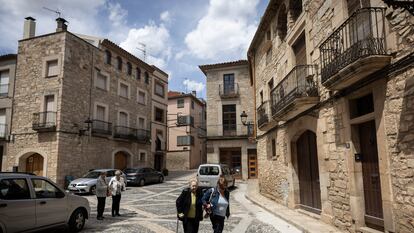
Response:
222,105,236,136
293,33,306,66
118,112,129,135
0,109,6,138
223,74,235,95
0,70,9,96
44,95,55,126
95,105,107,131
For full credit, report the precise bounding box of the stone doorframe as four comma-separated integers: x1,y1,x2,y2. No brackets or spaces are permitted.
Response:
111,148,134,169
343,79,395,232
16,149,49,177
285,116,331,221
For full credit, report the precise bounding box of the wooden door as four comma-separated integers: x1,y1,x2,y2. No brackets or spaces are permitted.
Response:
359,121,384,230
248,149,257,179
297,130,321,213
114,152,127,170
26,154,44,176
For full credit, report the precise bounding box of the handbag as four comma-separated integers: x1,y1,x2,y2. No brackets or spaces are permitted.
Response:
203,188,215,218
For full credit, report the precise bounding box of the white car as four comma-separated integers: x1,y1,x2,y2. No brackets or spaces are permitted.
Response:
0,172,90,233
68,169,126,194
197,164,235,188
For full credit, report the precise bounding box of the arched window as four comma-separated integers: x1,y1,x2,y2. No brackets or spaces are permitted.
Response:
277,4,288,41
117,56,122,71
144,72,149,84
289,0,302,23
136,67,141,80
126,62,132,75
105,50,112,65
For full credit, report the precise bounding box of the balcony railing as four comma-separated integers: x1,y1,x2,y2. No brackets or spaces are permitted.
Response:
320,7,387,86
32,112,56,131
257,101,269,128
0,124,7,139
207,124,253,138
177,115,194,127
0,84,9,97
219,84,239,98
270,65,318,119
136,129,150,143
114,126,149,143
91,120,112,135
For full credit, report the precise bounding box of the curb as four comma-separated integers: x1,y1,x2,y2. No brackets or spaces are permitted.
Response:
245,193,308,233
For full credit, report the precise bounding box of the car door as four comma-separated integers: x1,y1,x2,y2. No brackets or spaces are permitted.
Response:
31,178,67,228
0,178,35,233
149,168,158,183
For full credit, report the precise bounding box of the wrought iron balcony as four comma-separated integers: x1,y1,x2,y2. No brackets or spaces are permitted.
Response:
270,65,319,121
0,124,7,140
91,120,112,135
136,129,150,143
257,101,270,128
219,84,239,98
177,115,194,127
32,112,56,131
320,7,390,90
114,126,138,140
383,0,414,15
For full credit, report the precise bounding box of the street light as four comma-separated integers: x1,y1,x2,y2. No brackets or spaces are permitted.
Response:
240,111,248,126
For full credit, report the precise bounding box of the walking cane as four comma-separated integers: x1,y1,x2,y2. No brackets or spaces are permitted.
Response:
176,218,179,233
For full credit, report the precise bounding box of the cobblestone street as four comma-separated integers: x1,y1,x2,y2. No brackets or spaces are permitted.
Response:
79,171,300,233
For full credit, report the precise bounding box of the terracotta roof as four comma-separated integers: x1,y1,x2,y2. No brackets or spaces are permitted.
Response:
168,91,205,106
168,91,183,98
0,54,17,62
199,60,248,75
101,39,155,73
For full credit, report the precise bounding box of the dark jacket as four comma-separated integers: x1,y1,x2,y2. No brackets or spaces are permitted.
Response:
176,187,204,221
201,187,230,218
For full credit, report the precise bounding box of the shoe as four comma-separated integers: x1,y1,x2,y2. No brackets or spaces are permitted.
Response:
112,214,115,217
116,213,121,216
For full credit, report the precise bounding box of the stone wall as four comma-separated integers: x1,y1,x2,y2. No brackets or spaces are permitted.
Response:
166,151,190,171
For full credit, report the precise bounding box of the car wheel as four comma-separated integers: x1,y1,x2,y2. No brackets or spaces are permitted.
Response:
90,185,96,195
68,208,86,232
139,179,145,186
159,176,164,183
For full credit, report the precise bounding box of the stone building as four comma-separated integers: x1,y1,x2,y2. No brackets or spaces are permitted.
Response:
248,0,414,232
166,91,206,170
4,17,168,186
200,61,257,180
0,54,16,171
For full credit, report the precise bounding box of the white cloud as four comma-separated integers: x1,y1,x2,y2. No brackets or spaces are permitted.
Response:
107,2,127,27
160,11,171,23
183,79,205,93
184,0,259,60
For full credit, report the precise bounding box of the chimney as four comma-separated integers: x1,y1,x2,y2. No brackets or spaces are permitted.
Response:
192,91,197,97
56,17,68,32
23,17,36,39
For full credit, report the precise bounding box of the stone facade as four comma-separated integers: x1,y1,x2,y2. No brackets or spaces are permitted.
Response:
4,21,168,187
200,61,257,180
249,0,414,232
166,91,206,170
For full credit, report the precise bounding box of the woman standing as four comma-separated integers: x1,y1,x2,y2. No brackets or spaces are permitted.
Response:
202,176,230,233
109,170,126,217
96,171,108,220
176,179,203,233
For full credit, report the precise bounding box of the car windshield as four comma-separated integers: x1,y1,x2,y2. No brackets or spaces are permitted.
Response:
199,166,219,176
83,171,101,178
124,168,138,174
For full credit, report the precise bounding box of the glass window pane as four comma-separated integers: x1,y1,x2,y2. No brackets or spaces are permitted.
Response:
31,179,64,199
0,179,31,200
47,60,58,77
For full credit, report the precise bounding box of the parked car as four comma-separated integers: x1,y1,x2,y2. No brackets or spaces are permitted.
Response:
68,169,127,195
124,167,164,186
197,164,235,188
0,172,90,233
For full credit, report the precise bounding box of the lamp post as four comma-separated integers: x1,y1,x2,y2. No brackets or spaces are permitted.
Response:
240,111,253,136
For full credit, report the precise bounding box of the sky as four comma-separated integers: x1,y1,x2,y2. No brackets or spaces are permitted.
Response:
0,0,269,98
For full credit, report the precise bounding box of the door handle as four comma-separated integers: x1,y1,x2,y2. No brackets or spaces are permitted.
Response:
0,203,7,208
40,201,47,205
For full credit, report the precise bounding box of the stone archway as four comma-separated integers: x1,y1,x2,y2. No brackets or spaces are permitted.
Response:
112,148,134,170
17,151,48,176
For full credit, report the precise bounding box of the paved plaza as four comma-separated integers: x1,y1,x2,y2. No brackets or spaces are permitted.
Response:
76,171,300,233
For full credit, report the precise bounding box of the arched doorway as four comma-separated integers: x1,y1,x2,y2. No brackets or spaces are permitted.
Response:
114,151,128,170
296,130,321,213
25,153,44,176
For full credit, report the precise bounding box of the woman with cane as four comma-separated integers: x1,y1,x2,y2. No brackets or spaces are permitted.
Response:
176,179,203,233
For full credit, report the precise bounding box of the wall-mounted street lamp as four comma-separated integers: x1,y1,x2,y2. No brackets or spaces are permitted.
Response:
240,111,254,136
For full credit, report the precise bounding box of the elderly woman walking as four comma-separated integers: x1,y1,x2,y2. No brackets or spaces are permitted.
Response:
109,170,126,217
176,179,203,233
96,171,108,220
202,175,230,233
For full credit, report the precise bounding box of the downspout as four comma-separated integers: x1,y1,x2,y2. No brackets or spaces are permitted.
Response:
248,51,257,139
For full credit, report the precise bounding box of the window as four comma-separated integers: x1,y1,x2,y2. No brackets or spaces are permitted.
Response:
31,179,64,199
46,59,59,77
138,117,145,129
222,105,236,136
144,72,149,84
155,81,164,97
266,48,272,65
126,62,132,75
191,100,195,109
260,91,263,104
266,30,271,40
0,178,31,200
277,4,288,41
136,68,141,80
116,56,122,71
95,71,109,90
177,135,194,146
118,111,128,126
177,99,184,108
105,50,112,64
119,82,129,98
198,166,219,175
223,74,235,94
0,70,9,96
138,90,146,105
178,115,194,126
0,108,6,138
272,138,276,157
155,107,164,123
139,152,146,162
95,105,107,121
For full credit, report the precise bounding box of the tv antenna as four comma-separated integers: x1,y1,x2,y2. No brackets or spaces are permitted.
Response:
137,42,147,62
43,7,62,18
